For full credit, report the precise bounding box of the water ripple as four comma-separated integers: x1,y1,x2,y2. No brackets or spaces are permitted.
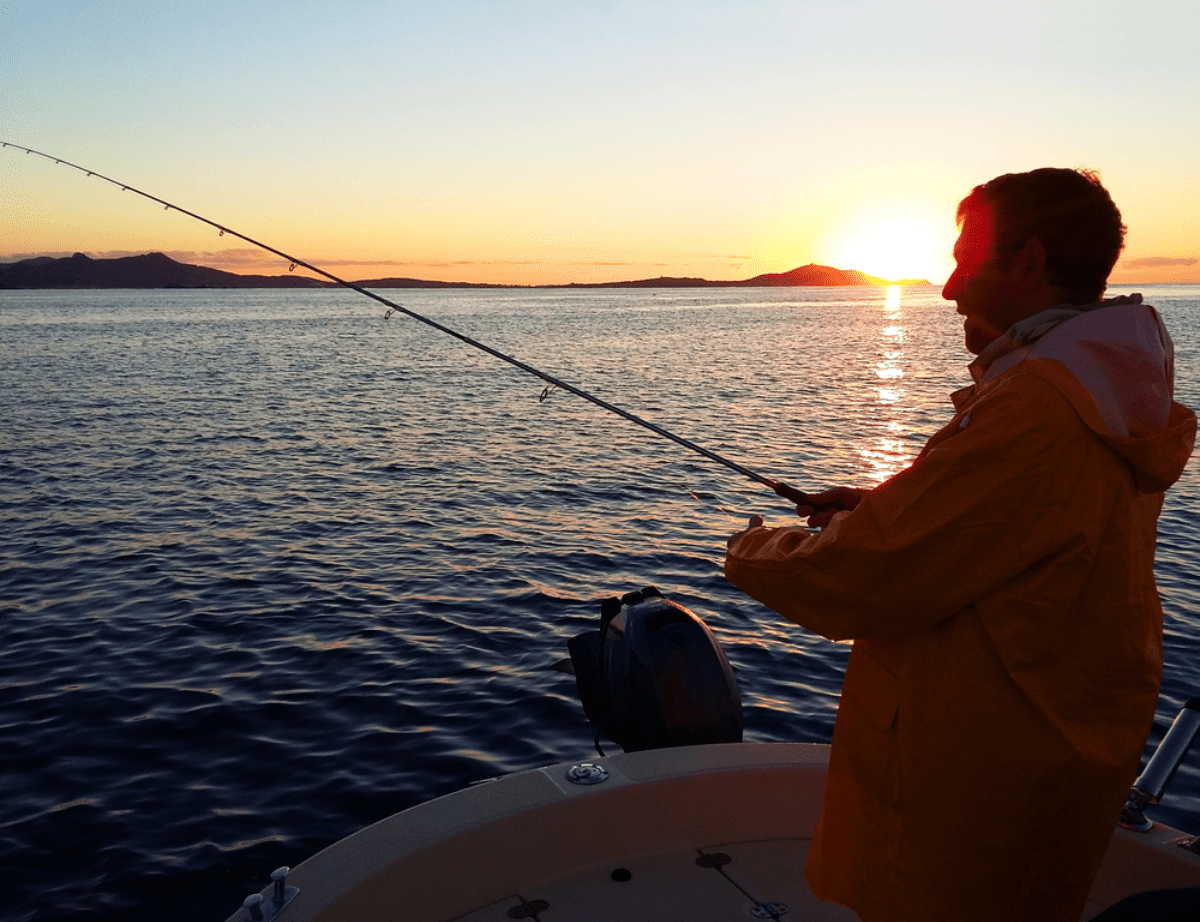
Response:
0,285,1197,922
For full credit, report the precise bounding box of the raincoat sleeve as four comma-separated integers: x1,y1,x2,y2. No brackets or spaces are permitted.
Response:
725,372,1132,640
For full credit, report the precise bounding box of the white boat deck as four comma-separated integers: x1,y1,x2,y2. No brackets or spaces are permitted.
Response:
230,742,1200,922
451,838,856,921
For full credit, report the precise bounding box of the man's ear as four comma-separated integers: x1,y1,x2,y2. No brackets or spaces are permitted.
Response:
1011,238,1048,290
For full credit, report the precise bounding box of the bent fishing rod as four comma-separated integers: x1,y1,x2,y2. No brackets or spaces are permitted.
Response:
2,140,825,509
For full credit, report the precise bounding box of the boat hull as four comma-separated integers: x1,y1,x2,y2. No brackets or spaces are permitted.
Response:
226,742,1200,921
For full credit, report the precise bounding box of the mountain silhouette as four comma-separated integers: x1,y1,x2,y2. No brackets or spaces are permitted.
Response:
0,252,929,290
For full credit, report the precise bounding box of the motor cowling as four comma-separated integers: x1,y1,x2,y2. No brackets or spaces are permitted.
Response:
567,586,742,752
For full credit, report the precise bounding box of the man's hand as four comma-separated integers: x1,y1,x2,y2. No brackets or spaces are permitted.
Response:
795,486,863,529
727,513,765,548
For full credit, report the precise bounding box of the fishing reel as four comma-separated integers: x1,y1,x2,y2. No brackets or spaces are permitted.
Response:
564,587,743,753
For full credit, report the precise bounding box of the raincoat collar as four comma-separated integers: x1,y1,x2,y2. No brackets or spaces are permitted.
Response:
967,293,1145,385
946,292,1194,493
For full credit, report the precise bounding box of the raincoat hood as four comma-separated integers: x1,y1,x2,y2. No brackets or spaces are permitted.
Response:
955,294,1195,493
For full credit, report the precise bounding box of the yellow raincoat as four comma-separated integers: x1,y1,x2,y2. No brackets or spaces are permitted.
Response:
725,298,1195,922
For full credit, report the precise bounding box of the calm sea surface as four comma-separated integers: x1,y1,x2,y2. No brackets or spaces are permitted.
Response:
2,284,1198,921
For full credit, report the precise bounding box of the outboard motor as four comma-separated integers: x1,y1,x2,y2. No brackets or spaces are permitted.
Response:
567,586,742,752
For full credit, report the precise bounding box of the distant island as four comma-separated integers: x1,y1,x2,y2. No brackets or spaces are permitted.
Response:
0,251,931,290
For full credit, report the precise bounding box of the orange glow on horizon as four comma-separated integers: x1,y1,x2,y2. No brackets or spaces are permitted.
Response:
3,171,1196,287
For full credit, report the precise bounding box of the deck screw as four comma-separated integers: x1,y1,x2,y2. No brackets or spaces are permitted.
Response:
507,898,549,918
565,762,608,785
750,900,789,919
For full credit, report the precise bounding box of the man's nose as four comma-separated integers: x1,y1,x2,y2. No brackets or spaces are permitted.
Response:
942,269,960,302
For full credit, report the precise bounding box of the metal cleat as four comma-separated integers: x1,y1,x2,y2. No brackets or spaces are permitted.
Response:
239,866,298,921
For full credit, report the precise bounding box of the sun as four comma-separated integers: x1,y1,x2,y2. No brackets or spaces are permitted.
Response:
828,214,952,283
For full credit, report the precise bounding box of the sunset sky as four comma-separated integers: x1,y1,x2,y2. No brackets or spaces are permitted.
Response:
2,0,1198,286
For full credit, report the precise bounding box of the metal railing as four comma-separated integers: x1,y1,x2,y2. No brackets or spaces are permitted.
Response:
1119,698,1200,854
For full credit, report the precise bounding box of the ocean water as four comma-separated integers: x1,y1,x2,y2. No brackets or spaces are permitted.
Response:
1,284,1197,922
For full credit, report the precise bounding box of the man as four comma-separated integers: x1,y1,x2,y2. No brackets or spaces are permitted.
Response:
725,168,1196,922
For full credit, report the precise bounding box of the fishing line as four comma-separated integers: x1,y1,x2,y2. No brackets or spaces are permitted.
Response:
2,141,820,509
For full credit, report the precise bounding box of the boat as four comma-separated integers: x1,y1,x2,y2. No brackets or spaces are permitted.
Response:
223,591,1200,922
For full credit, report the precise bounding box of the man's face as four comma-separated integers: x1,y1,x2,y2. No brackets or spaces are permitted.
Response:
942,208,1025,355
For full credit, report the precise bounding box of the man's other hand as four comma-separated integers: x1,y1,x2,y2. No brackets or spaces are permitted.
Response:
796,486,863,529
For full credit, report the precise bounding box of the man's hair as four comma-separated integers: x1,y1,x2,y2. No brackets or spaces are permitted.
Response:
957,168,1126,304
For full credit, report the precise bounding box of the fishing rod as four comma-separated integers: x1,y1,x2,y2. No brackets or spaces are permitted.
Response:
1,140,824,510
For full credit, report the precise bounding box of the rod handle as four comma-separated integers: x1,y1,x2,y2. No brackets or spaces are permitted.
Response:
771,481,816,508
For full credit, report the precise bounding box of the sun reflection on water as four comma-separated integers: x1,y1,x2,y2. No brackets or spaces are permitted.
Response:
860,286,912,483
883,285,902,315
